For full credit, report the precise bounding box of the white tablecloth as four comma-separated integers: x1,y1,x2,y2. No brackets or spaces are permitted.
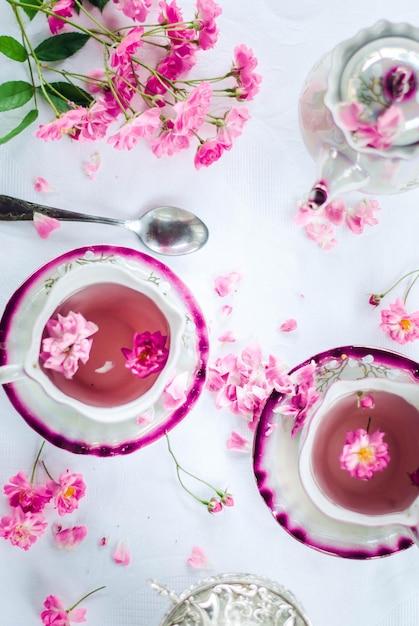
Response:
1,0,419,624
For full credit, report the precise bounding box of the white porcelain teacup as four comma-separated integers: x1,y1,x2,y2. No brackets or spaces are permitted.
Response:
298,377,419,541
0,263,184,423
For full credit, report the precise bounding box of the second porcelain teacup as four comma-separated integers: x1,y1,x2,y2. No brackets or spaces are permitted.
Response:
0,263,184,423
298,377,419,539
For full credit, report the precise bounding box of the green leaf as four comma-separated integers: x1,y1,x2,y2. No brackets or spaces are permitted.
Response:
34,33,90,62
0,109,38,144
22,0,43,20
0,36,28,62
0,81,35,112
87,0,110,11
39,81,93,112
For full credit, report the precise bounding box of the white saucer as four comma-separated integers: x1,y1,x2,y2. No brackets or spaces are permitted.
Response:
0,245,208,456
253,345,419,558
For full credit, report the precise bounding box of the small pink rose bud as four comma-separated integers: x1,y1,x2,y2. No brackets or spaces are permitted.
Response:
207,497,223,513
369,294,382,307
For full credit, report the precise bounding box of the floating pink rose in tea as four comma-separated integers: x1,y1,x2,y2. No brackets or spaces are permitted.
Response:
40,311,98,379
122,330,169,379
339,428,390,480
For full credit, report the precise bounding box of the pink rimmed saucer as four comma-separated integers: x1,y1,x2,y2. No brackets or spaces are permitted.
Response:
253,345,419,559
0,245,208,456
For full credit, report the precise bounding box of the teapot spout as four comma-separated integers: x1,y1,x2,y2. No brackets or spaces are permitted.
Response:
305,144,370,210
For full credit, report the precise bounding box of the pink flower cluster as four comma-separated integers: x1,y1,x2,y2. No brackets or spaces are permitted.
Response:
339,428,390,480
0,460,86,551
207,344,294,429
369,270,419,344
33,0,261,169
296,196,381,249
40,311,98,379
338,102,403,151
275,361,320,436
122,330,169,378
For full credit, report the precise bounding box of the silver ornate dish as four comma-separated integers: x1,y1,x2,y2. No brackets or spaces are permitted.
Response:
154,573,312,626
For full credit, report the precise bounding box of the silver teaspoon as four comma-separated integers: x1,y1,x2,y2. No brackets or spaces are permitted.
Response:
0,194,209,255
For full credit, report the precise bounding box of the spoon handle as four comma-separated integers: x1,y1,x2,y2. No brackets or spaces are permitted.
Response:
0,194,126,226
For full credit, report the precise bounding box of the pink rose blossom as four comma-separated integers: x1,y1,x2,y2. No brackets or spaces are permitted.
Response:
173,82,213,134
113,539,130,565
217,107,250,149
380,297,419,344
35,108,87,141
53,524,88,550
47,0,74,34
40,311,98,379
339,428,390,479
4,470,53,513
0,508,47,550
226,430,251,452
214,271,242,296
279,318,297,333
346,198,380,234
52,471,86,516
110,26,144,68
107,108,161,150
232,44,262,101
187,545,211,569
122,331,169,378
41,594,86,625
33,212,61,239
195,0,222,50
34,176,55,193
194,137,225,169
114,0,152,21
163,371,188,409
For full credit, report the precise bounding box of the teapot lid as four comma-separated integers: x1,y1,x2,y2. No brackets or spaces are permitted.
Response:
325,21,419,154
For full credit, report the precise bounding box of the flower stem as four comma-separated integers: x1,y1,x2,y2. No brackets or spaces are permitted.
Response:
30,440,45,484
165,433,223,501
378,269,419,299
66,586,106,613
403,272,419,304
41,460,55,482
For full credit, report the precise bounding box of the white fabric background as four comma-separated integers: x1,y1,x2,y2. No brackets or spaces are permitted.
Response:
1,0,419,624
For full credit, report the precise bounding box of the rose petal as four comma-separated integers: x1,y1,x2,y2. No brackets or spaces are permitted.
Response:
113,539,130,565
187,545,211,569
279,318,297,332
34,176,55,193
33,212,61,239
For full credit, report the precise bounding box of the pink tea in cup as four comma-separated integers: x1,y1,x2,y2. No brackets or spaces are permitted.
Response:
310,390,419,516
40,282,170,408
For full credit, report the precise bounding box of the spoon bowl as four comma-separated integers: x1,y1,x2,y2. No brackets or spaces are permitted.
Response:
0,195,209,256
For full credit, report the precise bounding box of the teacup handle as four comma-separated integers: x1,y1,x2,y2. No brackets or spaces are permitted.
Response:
0,364,25,384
